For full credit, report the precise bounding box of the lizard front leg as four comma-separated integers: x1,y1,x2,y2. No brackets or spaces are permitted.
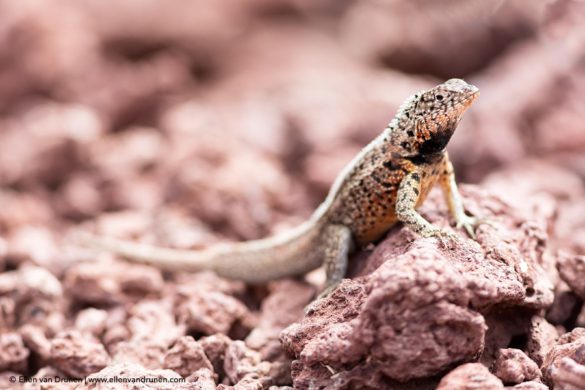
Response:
396,170,455,239
439,153,482,239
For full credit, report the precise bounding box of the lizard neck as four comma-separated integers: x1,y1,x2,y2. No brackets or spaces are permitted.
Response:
404,151,445,166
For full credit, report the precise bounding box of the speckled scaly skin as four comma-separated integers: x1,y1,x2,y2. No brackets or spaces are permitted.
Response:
81,79,481,297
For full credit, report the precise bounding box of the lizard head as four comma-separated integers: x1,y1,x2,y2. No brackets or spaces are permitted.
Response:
413,78,479,156
391,78,479,158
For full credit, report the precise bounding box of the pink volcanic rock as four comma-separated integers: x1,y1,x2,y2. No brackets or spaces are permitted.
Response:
547,282,582,328
223,340,272,387
511,382,549,390
186,368,217,389
492,348,541,384
341,0,544,78
109,300,183,369
449,1,585,182
542,328,585,387
74,308,109,339
245,279,315,385
175,289,254,337
63,258,164,306
281,186,554,387
550,355,585,390
199,334,232,379
0,265,64,332
557,254,585,300
163,336,213,378
20,324,52,363
50,331,109,379
437,363,504,390
0,332,29,374
526,317,559,368
246,279,315,359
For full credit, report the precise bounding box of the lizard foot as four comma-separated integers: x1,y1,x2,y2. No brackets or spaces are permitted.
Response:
456,214,492,240
424,228,461,248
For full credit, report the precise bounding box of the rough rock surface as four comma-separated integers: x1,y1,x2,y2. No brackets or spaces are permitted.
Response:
0,1,584,388
63,259,164,306
163,336,213,378
557,254,585,300
437,363,504,390
526,317,559,367
492,348,541,384
281,187,553,387
50,331,109,378
542,328,585,388
0,333,29,373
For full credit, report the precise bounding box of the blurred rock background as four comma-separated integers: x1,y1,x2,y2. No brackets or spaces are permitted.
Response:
0,0,584,387
0,0,583,249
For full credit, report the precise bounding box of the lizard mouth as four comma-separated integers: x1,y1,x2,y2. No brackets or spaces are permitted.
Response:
463,86,480,106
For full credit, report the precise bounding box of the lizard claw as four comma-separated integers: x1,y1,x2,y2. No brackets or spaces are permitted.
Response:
425,228,461,248
455,215,492,240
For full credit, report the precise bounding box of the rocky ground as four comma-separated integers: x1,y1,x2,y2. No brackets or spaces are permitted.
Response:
0,0,584,389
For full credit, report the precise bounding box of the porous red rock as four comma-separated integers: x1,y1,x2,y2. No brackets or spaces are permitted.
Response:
526,317,559,367
175,289,253,336
547,282,582,328
74,308,108,338
542,328,585,387
341,0,544,79
163,336,213,378
20,325,52,362
245,280,314,385
577,307,585,329
0,265,63,330
0,333,29,373
109,301,183,369
510,381,549,390
283,250,487,386
246,279,314,359
550,354,585,390
50,331,109,378
437,363,504,390
223,340,272,387
190,334,277,388
0,1,583,388
282,187,554,387
492,348,541,384
186,368,217,389
199,334,232,378
557,254,585,300
5,226,60,269
63,259,164,305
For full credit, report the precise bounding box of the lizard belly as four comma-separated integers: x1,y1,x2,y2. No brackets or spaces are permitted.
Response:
353,165,440,245
355,211,399,245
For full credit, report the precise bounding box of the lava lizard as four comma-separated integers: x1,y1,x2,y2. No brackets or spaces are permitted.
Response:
80,78,481,298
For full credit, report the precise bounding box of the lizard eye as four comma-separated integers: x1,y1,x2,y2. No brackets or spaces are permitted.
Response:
436,94,444,101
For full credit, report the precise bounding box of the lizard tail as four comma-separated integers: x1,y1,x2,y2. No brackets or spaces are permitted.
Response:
76,220,324,283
